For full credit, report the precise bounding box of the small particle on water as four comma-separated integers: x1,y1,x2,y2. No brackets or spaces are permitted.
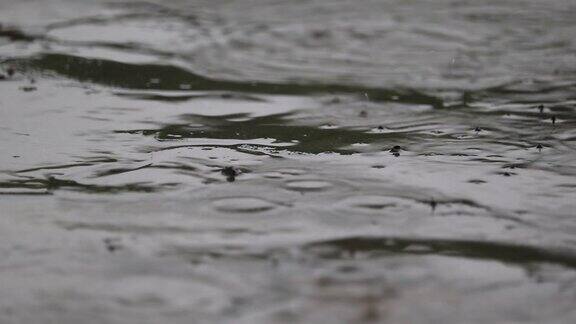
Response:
221,166,239,176
330,97,341,104
319,124,338,129
269,256,279,267
389,145,402,157
429,199,437,212
474,127,481,133
502,172,512,177
468,179,487,184
377,126,384,130
221,166,241,182
359,110,368,117
103,238,122,253
6,67,15,77
551,116,556,124
311,29,329,39
19,86,36,92
538,104,544,113
536,144,543,152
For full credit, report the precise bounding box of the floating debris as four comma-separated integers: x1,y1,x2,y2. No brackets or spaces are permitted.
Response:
19,86,37,92
103,238,122,253
468,179,487,184
221,166,241,182
0,25,35,41
329,97,341,104
429,198,437,213
389,145,402,157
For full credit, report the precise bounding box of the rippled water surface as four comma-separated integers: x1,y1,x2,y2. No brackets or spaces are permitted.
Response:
1,0,576,323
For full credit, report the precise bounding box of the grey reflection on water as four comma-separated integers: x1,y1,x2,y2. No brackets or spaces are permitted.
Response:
1,0,576,323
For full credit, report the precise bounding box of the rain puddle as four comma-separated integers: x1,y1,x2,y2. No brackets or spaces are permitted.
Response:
1,0,576,323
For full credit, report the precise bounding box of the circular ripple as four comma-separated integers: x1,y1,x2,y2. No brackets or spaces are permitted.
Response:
212,197,277,213
277,168,307,176
285,180,333,192
341,195,406,210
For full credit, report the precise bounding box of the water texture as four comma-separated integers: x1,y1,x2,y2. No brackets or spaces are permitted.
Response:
1,0,576,323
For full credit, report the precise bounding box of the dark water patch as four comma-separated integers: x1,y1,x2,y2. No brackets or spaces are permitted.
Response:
115,113,411,154
19,53,444,108
14,159,118,174
0,189,51,195
0,176,170,194
114,91,267,103
92,163,152,177
0,25,39,42
305,236,576,269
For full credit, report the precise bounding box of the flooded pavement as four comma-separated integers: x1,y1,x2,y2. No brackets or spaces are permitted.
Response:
1,0,576,323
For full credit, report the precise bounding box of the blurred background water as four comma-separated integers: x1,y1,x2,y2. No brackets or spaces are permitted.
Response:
1,0,576,323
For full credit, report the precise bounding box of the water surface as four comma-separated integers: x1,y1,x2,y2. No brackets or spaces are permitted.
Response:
1,0,576,323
